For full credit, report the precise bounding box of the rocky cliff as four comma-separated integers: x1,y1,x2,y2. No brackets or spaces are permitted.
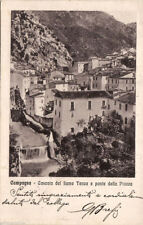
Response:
11,11,72,72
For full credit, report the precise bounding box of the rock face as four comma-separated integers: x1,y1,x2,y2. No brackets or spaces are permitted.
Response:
11,11,136,70
11,11,72,72
34,11,136,61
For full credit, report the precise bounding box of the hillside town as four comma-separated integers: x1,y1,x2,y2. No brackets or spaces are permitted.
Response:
11,47,136,131
10,11,136,177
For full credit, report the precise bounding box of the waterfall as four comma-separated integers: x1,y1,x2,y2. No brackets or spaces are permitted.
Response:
49,131,56,158
20,145,48,160
38,146,47,157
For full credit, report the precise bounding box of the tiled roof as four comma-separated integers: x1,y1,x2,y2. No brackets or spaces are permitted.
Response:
120,73,135,79
51,70,65,78
63,71,75,75
76,61,88,64
55,90,112,99
29,92,44,97
99,58,111,61
49,80,78,85
89,56,98,59
117,92,135,105
109,71,134,78
29,88,45,97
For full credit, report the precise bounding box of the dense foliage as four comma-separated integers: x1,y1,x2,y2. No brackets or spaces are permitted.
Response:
9,132,21,177
121,57,136,68
51,112,135,177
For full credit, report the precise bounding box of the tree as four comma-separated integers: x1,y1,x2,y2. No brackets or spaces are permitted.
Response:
44,101,54,115
121,57,136,68
88,115,102,132
9,132,21,177
51,112,135,177
77,119,86,128
14,87,25,109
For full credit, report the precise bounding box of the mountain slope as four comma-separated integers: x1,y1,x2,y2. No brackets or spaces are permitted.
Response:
127,22,136,30
33,11,136,61
11,11,72,72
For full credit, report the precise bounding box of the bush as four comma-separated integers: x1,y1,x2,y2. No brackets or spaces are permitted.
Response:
77,165,95,177
52,166,76,177
112,141,119,148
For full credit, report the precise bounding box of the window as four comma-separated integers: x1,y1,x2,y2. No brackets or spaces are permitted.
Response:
126,86,128,91
102,100,105,106
126,79,128,84
55,110,56,115
71,128,74,133
59,112,60,118
96,77,98,80
71,113,74,118
55,99,57,105
71,102,74,111
59,100,61,107
108,104,110,110
119,103,122,110
125,117,128,124
132,79,134,84
125,104,128,111
132,86,134,91
102,111,105,116
112,79,113,84
88,101,91,110
114,101,116,105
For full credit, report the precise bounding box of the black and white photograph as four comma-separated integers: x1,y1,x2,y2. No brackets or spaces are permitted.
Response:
10,10,136,177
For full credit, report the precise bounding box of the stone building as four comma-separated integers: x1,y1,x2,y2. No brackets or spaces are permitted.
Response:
91,74,108,91
109,92,135,126
107,72,136,91
72,61,88,74
53,90,112,136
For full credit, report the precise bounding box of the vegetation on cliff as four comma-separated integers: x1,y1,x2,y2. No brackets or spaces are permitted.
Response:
11,11,72,72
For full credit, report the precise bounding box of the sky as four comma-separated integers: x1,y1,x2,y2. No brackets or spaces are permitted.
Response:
106,11,136,24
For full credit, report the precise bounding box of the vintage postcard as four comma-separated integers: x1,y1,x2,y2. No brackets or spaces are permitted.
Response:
1,0,143,224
